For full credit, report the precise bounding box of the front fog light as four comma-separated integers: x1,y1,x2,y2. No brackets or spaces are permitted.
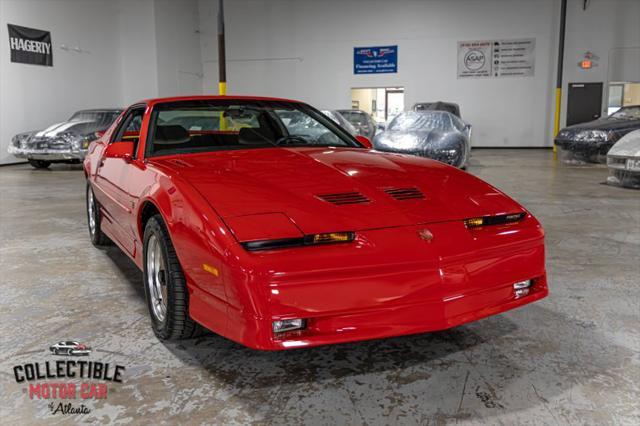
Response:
514,280,532,298
273,319,306,334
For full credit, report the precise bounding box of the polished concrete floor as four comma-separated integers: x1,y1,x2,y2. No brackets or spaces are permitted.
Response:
0,149,638,425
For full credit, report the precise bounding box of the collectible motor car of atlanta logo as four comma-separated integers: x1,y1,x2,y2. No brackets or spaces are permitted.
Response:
49,341,92,356
11,342,126,416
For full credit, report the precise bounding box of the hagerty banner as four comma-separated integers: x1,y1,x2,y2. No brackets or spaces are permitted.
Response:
7,24,53,66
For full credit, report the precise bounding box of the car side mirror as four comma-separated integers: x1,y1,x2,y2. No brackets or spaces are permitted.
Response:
355,135,373,149
104,140,134,163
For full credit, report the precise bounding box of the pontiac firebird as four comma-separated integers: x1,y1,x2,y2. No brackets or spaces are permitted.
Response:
84,96,548,350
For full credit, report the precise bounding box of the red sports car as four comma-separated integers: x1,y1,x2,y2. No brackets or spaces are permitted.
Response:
84,96,548,350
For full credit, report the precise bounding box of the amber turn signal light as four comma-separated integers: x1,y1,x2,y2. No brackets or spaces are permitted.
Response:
464,212,526,228
312,232,354,244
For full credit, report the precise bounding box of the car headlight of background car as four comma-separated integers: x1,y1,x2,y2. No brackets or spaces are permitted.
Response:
10,132,33,148
60,132,98,151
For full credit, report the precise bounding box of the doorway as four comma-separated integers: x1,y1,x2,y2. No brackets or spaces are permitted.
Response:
351,87,404,124
567,82,603,125
607,82,640,115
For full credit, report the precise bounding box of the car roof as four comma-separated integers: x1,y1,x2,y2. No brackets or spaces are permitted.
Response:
138,95,303,108
74,109,123,113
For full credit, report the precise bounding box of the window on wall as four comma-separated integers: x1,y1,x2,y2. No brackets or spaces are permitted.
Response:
608,82,640,116
350,87,404,124
608,83,624,115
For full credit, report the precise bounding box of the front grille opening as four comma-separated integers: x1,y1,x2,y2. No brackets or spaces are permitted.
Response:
383,187,425,200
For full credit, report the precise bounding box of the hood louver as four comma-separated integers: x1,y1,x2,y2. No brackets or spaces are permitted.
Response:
383,187,425,200
316,192,370,205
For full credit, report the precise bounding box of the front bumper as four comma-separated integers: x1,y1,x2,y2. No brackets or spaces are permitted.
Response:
193,217,547,350
375,146,467,168
8,146,87,161
554,138,614,164
607,156,640,189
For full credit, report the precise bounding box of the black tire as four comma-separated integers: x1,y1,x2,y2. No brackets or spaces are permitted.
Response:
86,183,110,246
28,159,51,169
143,214,201,340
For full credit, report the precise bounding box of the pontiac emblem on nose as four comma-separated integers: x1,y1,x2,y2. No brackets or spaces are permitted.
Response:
417,229,433,242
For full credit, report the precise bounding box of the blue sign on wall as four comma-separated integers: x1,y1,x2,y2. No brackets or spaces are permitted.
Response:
354,45,398,74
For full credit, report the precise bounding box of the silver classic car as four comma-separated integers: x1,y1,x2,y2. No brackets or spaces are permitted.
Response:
8,108,122,168
607,129,640,189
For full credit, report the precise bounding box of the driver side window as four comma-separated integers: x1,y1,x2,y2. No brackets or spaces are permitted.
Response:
112,107,145,157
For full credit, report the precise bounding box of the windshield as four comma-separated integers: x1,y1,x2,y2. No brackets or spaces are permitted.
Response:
413,103,459,116
322,110,358,135
388,111,458,132
610,106,640,120
148,100,359,157
69,110,121,128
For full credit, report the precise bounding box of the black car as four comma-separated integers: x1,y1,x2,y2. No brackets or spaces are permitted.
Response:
555,105,640,163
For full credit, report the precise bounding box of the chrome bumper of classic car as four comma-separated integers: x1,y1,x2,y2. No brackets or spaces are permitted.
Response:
8,143,88,161
606,155,640,189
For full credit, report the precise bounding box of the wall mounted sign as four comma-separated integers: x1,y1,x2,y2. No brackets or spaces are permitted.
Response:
578,51,599,69
457,38,535,79
354,45,397,74
7,24,53,66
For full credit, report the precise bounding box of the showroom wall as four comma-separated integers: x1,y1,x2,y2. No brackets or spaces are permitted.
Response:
0,0,122,164
0,0,202,165
561,0,640,125
154,0,203,97
198,0,640,148
2,0,638,164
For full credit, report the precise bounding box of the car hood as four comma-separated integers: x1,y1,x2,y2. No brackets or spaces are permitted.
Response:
374,130,443,149
151,147,524,235
608,130,640,158
561,117,640,134
33,120,100,139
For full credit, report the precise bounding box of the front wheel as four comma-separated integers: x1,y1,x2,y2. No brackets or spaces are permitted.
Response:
28,159,51,169
143,215,201,340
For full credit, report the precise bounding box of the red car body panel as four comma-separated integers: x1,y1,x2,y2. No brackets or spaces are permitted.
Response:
84,96,548,350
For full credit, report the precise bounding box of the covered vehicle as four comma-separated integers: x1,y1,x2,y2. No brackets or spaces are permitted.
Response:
321,110,358,135
555,105,640,164
9,109,122,168
413,101,461,118
336,109,377,139
373,111,471,168
84,96,547,350
606,129,640,189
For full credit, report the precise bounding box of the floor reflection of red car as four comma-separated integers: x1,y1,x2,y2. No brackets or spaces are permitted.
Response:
84,96,548,350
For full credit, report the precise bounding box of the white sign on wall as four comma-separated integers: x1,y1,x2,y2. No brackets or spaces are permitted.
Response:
457,38,535,79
